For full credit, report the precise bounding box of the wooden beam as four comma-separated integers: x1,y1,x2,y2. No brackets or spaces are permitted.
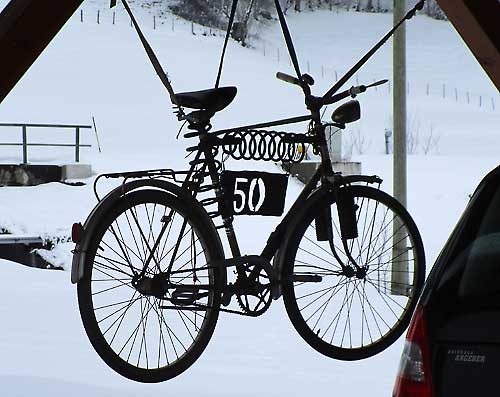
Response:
0,0,84,104
437,0,500,92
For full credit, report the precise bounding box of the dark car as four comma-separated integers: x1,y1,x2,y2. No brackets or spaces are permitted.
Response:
393,165,500,397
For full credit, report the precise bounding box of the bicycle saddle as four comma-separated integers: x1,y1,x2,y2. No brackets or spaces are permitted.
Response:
174,87,237,113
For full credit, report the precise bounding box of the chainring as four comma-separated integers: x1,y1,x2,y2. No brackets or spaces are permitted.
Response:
235,264,273,317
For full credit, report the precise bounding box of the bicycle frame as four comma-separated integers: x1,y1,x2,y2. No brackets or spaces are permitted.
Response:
167,110,336,278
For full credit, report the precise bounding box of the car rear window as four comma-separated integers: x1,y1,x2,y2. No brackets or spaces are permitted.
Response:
434,182,500,307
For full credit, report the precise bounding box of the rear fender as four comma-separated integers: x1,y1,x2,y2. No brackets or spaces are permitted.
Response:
71,179,226,285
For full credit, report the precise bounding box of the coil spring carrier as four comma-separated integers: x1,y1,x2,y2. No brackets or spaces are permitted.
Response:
222,129,315,163
186,129,317,164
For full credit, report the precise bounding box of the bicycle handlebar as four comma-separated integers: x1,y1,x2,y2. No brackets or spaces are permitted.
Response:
277,71,388,108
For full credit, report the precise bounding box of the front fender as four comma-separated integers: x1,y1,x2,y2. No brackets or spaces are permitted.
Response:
71,179,225,285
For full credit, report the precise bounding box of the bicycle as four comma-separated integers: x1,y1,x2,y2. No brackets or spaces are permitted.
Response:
71,0,426,383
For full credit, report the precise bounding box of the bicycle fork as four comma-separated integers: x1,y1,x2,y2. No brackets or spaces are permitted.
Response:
315,186,366,278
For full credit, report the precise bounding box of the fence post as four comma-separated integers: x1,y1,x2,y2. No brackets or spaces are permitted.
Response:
153,15,156,30
75,127,80,162
97,10,100,24
22,125,28,164
80,9,83,23
113,11,115,25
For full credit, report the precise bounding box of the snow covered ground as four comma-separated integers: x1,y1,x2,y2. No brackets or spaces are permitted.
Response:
0,2,498,396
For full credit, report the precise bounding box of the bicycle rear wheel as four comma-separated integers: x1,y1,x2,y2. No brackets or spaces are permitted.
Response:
77,189,223,382
282,185,425,360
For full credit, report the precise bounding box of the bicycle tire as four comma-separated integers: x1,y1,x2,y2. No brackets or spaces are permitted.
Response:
282,185,425,360
77,189,223,382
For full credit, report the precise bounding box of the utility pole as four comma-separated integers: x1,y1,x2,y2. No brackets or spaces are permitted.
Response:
392,0,408,296
393,0,406,207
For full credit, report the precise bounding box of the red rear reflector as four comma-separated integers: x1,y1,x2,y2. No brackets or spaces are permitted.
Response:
71,222,83,243
393,303,433,397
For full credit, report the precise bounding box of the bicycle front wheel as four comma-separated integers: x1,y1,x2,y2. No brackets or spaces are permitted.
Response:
77,189,223,382
282,185,425,360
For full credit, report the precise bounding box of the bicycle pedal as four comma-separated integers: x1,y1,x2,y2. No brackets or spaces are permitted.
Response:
221,282,234,306
221,293,231,307
170,287,203,306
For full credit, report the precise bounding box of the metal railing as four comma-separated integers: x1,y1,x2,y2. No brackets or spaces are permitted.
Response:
0,123,93,164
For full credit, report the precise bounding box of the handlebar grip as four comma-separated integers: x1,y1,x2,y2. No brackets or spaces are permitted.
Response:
276,72,301,86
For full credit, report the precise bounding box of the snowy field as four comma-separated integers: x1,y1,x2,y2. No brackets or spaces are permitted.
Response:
0,1,498,396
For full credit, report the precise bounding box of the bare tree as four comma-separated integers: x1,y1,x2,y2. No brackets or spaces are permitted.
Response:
420,125,440,155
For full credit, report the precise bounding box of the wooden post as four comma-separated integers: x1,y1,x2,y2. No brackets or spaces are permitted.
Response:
80,9,83,23
153,15,156,30
392,0,408,296
22,125,28,164
75,126,80,162
112,11,115,25
97,10,100,24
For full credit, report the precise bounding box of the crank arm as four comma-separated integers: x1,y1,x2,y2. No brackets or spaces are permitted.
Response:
290,274,323,283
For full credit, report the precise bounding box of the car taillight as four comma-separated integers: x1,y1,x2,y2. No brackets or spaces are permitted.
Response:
393,303,433,397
